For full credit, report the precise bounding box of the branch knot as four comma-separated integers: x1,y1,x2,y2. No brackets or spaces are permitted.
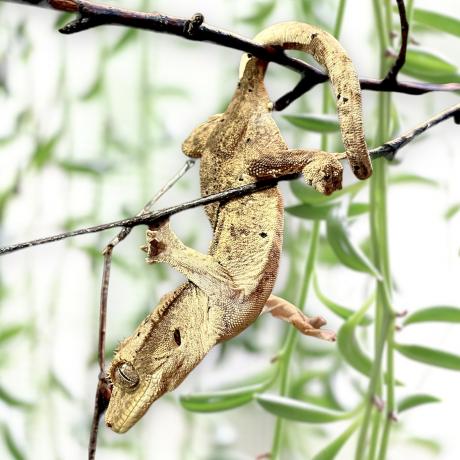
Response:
183,13,204,38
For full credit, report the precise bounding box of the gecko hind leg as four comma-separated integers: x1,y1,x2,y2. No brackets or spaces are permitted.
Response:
248,149,343,196
263,294,336,341
142,218,242,300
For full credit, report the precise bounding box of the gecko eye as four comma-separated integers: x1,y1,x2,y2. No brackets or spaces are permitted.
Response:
173,329,181,346
113,362,139,390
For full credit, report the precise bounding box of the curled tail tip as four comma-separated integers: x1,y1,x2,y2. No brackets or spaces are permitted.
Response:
352,159,373,180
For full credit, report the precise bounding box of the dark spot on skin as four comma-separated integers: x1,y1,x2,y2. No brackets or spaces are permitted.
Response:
260,232,268,238
246,138,251,143
137,332,140,337
248,88,253,93
173,329,181,346
238,176,244,181
248,54,253,58
220,118,225,122
354,165,360,172
237,82,241,88
337,94,341,100
107,422,112,428
311,33,318,39
343,97,349,103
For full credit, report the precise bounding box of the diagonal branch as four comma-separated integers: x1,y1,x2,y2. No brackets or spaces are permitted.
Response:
1,102,458,257
4,0,460,112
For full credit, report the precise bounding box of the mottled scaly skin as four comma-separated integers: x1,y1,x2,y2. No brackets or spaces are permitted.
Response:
105,22,371,433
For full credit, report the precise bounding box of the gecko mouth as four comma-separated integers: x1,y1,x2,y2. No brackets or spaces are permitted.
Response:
105,370,166,433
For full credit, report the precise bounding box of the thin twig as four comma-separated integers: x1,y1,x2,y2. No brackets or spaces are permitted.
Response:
87,160,195,460
4,0,460,112
384,0,409,83
1,102,458,257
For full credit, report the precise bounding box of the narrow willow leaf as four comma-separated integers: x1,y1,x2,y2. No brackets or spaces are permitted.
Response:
238,0,276,26
287,202,368,221
30,133,60,169
389,173,438,187
180,383,264,413
0,385,33,409
0,324,27,346
404,306,460,326
313,276,372,325
326,204,381,278
1,425,25,460
53,12,73,29
413,8,460,38
57,159,112,176
81,75,103,101
48,371,73,400
406,436,442,455
401,47,460,83
256,394,347,423
337,310,372,376
312,421,359,460
444,203,460,220
283,114,340,132
395,343,460,370
111,29,138,54
398,394,440,413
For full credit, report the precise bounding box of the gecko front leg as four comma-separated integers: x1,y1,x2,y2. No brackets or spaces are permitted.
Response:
248,149,343,195
142,219,241,300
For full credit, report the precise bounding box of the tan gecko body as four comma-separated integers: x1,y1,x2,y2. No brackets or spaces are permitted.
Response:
105,22,371,433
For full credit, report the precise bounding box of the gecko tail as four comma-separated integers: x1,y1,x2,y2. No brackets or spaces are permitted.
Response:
240,22,372,180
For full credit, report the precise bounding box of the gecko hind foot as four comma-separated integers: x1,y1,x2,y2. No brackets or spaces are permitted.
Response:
142,218,175,263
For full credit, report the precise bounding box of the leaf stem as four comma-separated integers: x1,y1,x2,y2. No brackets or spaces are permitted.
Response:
270,220,320,460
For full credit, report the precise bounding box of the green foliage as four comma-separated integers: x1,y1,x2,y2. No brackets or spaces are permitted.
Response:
412,8,460,38
312,421,359,460
283,114,340,133
1,425,25,460
397,394,440,413
395,343,460,370
404,306,460,325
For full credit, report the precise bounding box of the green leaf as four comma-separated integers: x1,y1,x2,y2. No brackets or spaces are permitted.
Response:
81,75,103,101
256,394,347,423
110,29,138,55
286,202,368,221
413,9,460,38
444,203,460,220
395,343,460,370
1,425,25,460
57,159,112,176
314,276,372,325
30,133,60,170
54,12,74,29
0,385,33,409
337,303,373,376
48,371,73,400
401,47,460,83
0,324,28,347
283,114,340,133
326,203,381,278
404,306,460,326
180,383,264,413
238,0,276,26
312,421,359,460
398,394,440,413
389,173,438,187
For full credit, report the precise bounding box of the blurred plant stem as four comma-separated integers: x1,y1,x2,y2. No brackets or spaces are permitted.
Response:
270,2,347,458
270,220,320,460
355,1,395,459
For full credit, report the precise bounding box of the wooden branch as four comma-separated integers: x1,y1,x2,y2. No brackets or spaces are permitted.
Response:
4,0,460,112
383,0,409,84
1,102,458,257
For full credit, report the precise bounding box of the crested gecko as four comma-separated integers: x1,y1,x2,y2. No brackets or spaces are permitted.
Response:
105,21,372,433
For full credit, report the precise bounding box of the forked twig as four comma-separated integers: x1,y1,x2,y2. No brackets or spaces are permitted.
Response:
384,0,409,83
87,160,195,460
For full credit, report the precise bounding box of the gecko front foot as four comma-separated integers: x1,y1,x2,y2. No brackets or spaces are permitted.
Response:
142,218,175,264
303,153,343,196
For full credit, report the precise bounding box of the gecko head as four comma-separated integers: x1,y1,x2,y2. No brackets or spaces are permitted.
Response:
105,285,217,433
